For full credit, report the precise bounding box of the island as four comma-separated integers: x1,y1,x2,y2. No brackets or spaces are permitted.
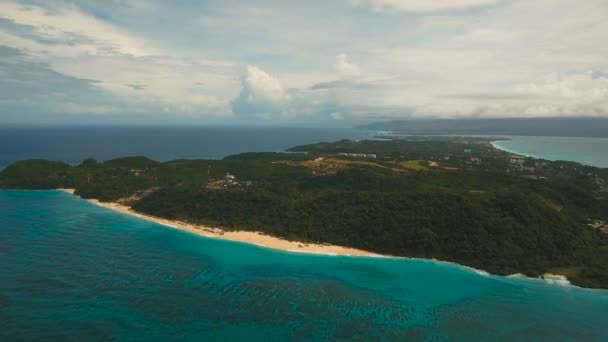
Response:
2,137,607,289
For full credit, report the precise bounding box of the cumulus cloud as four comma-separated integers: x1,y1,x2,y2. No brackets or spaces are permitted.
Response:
352,0,500,13
232,65,289,118
334,53,361,78
231,61,379,120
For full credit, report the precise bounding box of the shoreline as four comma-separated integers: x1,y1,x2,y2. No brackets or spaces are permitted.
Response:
56,189,576,288
490,140,539,160
57,189,382,258
490,138,608,168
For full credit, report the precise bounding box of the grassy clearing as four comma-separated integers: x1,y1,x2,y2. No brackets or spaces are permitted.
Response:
276,158,389,175
537,195,564,212
398,160,428,171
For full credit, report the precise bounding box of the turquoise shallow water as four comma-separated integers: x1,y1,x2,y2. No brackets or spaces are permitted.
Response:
1,190,607,341
492,136,608,168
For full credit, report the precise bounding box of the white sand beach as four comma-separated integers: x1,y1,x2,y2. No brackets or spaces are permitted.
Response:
58,189,381,257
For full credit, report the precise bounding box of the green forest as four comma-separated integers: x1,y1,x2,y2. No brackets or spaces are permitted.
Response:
2,137,608,289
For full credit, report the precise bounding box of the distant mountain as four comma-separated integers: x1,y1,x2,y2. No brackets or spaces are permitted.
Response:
361,117,608,138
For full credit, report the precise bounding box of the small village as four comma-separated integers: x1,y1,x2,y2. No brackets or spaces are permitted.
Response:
206,173,252,190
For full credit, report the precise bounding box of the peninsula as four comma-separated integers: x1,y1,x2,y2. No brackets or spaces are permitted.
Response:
2,137,608,289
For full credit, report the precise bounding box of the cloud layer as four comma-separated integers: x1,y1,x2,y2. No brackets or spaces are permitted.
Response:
0,0,607,123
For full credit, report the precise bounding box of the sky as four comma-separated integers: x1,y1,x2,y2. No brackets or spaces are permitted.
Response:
0,0,607,124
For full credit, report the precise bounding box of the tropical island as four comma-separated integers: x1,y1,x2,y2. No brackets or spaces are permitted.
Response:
1,137,608,289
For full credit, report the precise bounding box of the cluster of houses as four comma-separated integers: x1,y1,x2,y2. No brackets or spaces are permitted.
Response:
206,173,252,190
588,219,608,234
469,157,482,165
509,155,526,167
225,173,236,185
596,177,608,195
508,155,547,172
225,173,252,188
336,153,377,159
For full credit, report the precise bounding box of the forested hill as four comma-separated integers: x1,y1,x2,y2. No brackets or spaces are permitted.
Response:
2,137,608,289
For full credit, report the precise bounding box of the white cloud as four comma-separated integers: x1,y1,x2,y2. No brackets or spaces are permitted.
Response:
353,0,500,13
52,54,235,116
518,73,608,99
2,0,608,122
513,72,608,116
0,1,155,57
334,53,361,78
454,28,519,42
232,65,290,118
0,0,237,118
344,0,608,118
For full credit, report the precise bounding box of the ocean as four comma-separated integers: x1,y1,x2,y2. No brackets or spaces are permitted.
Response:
1,190,607,340
491,136,608,168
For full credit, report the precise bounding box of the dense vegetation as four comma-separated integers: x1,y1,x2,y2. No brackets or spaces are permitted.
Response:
2,138,608,288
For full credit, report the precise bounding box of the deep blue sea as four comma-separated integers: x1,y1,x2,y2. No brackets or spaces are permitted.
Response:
1,190,607,340
0,126,373,169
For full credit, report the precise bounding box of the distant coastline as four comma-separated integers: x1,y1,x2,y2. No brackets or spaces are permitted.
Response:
372,131,608,168
490,136,608,168
361,117,608,138
490,140,537,159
